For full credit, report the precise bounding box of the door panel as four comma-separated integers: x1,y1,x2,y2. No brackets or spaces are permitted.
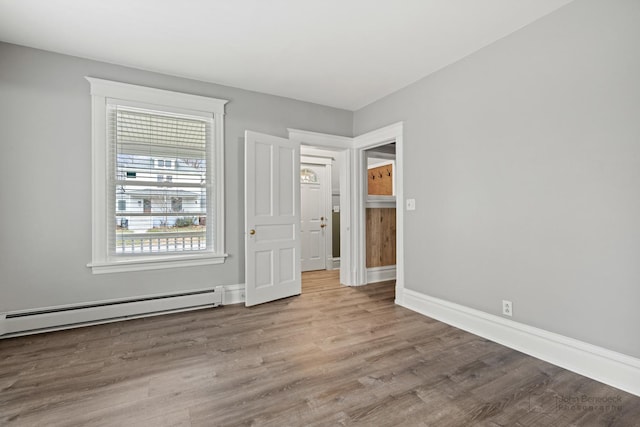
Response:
254,250,273,288
278,148,295,215
255,224,295,242
279,248,295,282
245,131,300,306
301,163,327,271
254,142,273,216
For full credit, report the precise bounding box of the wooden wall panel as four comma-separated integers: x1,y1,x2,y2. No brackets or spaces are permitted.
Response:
366,208,396,268
332,211,340,258
368,164,393,195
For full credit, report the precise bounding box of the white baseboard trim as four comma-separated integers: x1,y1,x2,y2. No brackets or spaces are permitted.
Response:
366,265,396,284
400,288,640,397
222,283,245,305
329,257,341,270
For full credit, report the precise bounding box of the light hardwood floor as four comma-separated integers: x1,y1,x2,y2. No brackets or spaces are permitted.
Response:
1,270,639,426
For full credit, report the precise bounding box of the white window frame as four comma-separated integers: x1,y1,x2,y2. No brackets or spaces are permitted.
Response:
86,77,228,274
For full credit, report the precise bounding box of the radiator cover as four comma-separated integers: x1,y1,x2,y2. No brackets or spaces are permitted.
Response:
0,286,223,338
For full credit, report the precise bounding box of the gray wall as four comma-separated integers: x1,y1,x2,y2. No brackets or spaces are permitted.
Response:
354,0,640,358
0,42,352,312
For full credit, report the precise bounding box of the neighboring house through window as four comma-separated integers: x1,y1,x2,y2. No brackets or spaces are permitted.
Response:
87,77,228,273
171,197,183,213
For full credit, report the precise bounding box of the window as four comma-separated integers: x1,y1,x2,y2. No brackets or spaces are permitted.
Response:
87,77,228,273
171,197,183,213
156,159,174,169
300,167,319,184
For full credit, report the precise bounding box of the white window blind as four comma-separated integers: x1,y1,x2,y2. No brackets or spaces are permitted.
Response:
109,105,213,255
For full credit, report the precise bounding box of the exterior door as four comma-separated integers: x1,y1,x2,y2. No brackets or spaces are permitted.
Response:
245,131,301,306
300,163,327,271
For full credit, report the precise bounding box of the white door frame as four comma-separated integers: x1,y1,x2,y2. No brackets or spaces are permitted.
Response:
288,122,404,302
289,129,354,285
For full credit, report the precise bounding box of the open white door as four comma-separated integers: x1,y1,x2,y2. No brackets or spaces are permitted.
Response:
245,131,301,306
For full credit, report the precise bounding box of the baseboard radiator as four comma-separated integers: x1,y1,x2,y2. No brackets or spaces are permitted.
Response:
0,286,223,338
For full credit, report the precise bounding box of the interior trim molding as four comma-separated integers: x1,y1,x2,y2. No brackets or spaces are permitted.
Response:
353,122,403,148
366,265,396,284
289,122,404,288
288,128,354,286
288,128,353,148
85,77,227,274
222,284,246,305
86,77,229,113
366,197,396,209
400,288,640,397
352,122,404,290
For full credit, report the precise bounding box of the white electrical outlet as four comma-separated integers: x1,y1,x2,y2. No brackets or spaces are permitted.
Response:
406,198,416,211
502,300,513,317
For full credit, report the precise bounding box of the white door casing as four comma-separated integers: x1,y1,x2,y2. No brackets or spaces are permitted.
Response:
301,162,327,271
353,122,404,299
245,131,301,306
287,124,404,291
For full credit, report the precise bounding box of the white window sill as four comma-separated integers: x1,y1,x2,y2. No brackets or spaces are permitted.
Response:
88,253,228,274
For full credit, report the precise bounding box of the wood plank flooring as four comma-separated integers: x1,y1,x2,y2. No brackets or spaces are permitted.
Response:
1,270,639,426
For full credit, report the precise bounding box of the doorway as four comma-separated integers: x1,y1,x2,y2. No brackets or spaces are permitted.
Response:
244,125,403,307
299,147,342,274
364,143,397,284
300,159,330,272
289,124,404,293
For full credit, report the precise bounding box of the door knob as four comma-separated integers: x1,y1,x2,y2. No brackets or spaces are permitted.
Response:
320,224,326,228
249,229,256,235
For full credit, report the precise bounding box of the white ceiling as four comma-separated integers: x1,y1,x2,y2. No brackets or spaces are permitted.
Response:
0,0,573,111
